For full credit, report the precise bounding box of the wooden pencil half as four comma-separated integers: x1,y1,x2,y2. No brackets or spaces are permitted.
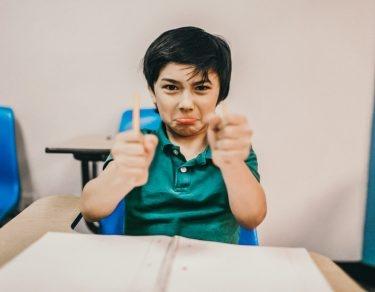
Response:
133,93,141,133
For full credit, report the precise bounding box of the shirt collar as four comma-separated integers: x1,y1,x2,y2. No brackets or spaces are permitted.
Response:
156,123,176,153
156,123,212,164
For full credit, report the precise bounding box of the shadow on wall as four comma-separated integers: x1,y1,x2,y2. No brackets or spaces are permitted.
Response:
15,118,34,210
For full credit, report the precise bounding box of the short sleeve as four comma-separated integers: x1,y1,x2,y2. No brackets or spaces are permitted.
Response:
245,147,260,182
103,154,113,170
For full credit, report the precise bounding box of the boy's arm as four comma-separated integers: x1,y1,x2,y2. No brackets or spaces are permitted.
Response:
80,161,133,222
207,113,267,229
219,160,266,229
80,131,158,222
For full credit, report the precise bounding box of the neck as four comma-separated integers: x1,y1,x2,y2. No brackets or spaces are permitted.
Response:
165,126,208,160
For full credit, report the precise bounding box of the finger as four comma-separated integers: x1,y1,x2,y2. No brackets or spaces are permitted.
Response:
216,139,249,151
112,143,145,157
224,114,247,126
115,156,147,168
144,134,159,153
144,135,159,164
206,113,224,131
207,127,217,149
115,130,144,143
218,101,230,125
216,125,253,140
204,112,215,124
132,93,141,133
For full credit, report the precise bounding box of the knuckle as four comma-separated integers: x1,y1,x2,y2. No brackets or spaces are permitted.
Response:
115,157,127,167
136,145,146,155
241,138,251,147
222,140,232,149
243,126,252,134
114,133,122,141
222,128,230,137
111,146,122,158
111,147,118,156
115,132,127,142
141,157,147,167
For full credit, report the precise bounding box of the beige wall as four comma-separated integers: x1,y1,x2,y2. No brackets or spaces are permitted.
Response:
1,0,374,261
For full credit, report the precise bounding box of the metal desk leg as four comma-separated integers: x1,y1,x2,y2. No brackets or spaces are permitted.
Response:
78,160,100,234
92,161,98,178
74,155,104,234
81,160,90,189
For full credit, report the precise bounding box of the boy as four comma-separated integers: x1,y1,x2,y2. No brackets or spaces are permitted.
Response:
80,26,266,243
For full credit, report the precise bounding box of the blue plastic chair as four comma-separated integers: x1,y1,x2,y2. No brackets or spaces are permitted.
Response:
100,108,258,245
0,106,21,224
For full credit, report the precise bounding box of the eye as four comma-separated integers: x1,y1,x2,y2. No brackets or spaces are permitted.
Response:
195,85,210,91
162,84,178,91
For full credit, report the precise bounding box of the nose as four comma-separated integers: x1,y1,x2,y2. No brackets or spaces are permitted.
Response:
177,91,194,111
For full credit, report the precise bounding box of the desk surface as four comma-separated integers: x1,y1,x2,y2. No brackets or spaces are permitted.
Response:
0,195,364,291
45,135,114,154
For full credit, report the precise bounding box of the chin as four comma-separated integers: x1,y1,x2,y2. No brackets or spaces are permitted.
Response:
169,123,205,137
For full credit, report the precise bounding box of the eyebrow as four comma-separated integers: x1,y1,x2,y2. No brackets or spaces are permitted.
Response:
161,78,212,86
161,78,181,85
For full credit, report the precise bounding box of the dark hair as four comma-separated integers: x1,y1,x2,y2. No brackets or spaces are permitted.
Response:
142,26,232,102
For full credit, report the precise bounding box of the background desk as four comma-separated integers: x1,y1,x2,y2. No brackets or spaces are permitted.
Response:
0,195,364,291
45,135,113,188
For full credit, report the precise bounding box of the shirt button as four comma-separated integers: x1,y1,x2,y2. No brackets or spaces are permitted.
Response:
173,149,179,155
180,167,187,173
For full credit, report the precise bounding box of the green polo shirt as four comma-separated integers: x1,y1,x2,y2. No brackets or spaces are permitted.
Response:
104,123,260,244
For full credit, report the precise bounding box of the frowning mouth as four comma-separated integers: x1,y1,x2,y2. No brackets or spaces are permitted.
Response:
175,118,198,125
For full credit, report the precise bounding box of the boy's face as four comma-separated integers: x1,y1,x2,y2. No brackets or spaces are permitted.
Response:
150,62,220,137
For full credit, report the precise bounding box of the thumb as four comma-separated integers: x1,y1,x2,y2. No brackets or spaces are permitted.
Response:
144,134,159,156
205,113,222,131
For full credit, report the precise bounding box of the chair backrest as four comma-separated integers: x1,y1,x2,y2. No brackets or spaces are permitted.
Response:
118,108,161,132
100,108,258,245
0,106,21,223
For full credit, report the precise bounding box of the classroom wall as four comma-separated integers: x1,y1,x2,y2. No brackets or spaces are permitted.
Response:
1,0,374,261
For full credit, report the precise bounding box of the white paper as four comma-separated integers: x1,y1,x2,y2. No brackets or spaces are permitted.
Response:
0,232,332,291
166,236,332,292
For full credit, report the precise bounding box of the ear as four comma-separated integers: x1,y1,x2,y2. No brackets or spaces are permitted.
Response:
148,87,157,104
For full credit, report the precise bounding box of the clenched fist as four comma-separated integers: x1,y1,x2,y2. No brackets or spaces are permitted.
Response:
206,113,253,169
111,131,158,187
